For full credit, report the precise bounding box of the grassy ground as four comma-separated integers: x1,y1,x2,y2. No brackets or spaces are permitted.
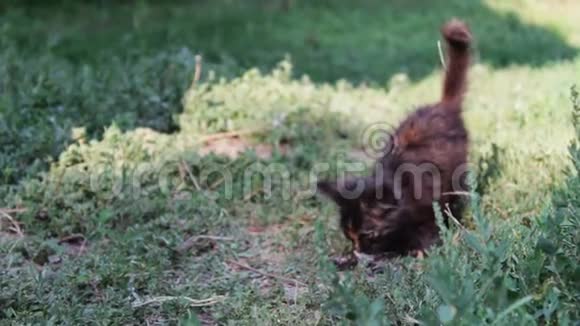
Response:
1,0,579,324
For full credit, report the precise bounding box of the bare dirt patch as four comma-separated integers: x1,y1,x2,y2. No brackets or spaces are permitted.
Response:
199,136,289,159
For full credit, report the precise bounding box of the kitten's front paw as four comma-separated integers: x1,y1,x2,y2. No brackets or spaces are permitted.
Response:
410,249,426,259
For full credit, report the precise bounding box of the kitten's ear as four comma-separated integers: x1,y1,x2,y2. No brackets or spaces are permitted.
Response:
316,177,371,205
316,179,343,204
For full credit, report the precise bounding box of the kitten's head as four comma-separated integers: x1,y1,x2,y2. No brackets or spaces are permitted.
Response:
316,175,398,254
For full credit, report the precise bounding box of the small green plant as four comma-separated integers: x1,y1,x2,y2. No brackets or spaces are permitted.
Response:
531,85,579,322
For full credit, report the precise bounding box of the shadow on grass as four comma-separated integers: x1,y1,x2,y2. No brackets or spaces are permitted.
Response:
4,0,577,83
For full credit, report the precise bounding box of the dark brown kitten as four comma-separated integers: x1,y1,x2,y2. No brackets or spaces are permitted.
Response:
317,19,472,267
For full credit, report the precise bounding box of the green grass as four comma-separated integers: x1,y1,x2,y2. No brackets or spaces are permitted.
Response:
1,0,579,324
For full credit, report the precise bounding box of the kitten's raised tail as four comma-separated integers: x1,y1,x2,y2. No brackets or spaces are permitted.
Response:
440,19,472,107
